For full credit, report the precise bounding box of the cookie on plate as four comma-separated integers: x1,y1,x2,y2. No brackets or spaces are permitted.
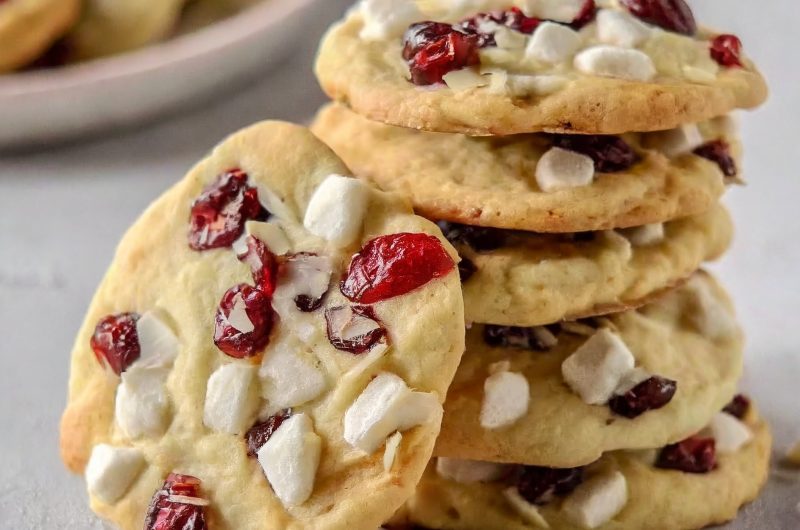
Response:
453,205,732,326
312,103,740,233
67,0,188,60
315,0,767,135
60,121,465,529
392,402,771,530
435,273,743,468
0,0,80,72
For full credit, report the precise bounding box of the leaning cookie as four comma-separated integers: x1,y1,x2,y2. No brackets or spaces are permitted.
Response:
67,0,188,60
435,273,743,468
315,0,767,135
391,403,770,530
454,205,732,327
0,0,80,72
313,103,740,233
60,121,465,529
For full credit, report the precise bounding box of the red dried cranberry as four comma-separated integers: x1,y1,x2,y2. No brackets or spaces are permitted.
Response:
570,0,598,29
710,34,744,68
656,436,717,473
621,0,696,35
144,474,207,530
325,305,388,354
245,410,292,457
483,325,558,351
723,394,750,419
608,376,677,418
188,169,266,251
341,233,455,304
458,256,477,282
515,466,585,505
693,140,737,178
406,29,480,85
213,284,273,358
237,236,278,296
90,313,141,375
436,220,506,252
403,22,454,59
552,135,639,173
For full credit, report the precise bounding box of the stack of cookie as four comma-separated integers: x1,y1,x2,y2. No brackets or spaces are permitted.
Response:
313,0,770,528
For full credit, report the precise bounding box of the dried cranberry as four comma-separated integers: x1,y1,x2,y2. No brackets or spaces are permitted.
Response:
458,256,477,282
570,0,598,29
693,140,737,178
237,236,278,296
406,28,480,85
245,410,292,457
483,325,558,351
621,0,696,35
656,436,717,473
515,466,584,505
90,313,141,375
608,376,677,418
325,305,388,354
144,474,207,530
340,233,455,304
403,22,454,59
213,284,273,358
436,220,506,252
723,394,750,419
710,34,744,68
552,135,639,173
188,169,266,251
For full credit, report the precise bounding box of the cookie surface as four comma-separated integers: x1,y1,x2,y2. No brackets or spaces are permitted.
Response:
313,103,739,233
393,410,771,530
435,274,743,467
60,121,465,530
458,205,732,326
0,0,80,72
314,1,767,135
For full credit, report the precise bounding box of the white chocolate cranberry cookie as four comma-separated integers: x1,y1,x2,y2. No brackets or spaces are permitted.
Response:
67,0,188,60
312,103,741,233
315,0,767,135
391,401,770,530
434,273,743,468
454,205,731,327
0,0,80,72
60,121,465,530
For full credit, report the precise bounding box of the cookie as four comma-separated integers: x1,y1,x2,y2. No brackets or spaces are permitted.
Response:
60,121,465,530
0,0,80,72
391,405,771,530
434,273,743,468
67,0,188,60
455,205,732,327
315,0,767,136
312,103,740,233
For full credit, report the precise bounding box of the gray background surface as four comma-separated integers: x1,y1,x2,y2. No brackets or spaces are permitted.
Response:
1,0,798,528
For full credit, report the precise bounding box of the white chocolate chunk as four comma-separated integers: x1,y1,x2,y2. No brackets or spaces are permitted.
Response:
443,68,488,91
535,147,595,192
303,174,368,247
563,471,628,528
85,444,145,504
526,0,585,23
257,413,321,507
344,372,441,454
686,276,736,339
618,223,664,246
204,364,260,435
494,25,527,49
526,22,582,64
273,253,333,310
115,365,170,439
246,221,291,255
574,46,656,81
226,293,254,333
383,431,403,471
644,124,704,158
256,183,296,222
135,311,180,367
436,458,508,484
503,487,551,528
259,338,327,412
596,10,651,48
359,0,423,40
480,371,530,429
705,412,753,453
561,329,636,405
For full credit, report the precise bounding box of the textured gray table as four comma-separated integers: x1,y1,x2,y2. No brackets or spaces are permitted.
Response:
0,1,798,528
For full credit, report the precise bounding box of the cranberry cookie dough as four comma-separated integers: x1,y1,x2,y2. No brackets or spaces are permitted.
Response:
315,0,767,135
60,122,466,530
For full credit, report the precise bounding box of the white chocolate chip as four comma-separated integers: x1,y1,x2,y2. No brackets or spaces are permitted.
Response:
574,46,656,81
204,363,260,435
563,471,628,528
503,487,551,528
685,276,736,339
535,147,595,192
436,458,508,484
246,221,291,255
303,174,368,247
644,124,704,158
480,371,530,429
443,68,488,91
135,311,180,367
259,337,327,412
596,10,651,48
526,0,585,23
704,412,753,453
618,223,665,246
561,329,636,405
359,0,423,40
115,365,170,439
383,431,403,471
85,444,145,504
526,22,582,64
